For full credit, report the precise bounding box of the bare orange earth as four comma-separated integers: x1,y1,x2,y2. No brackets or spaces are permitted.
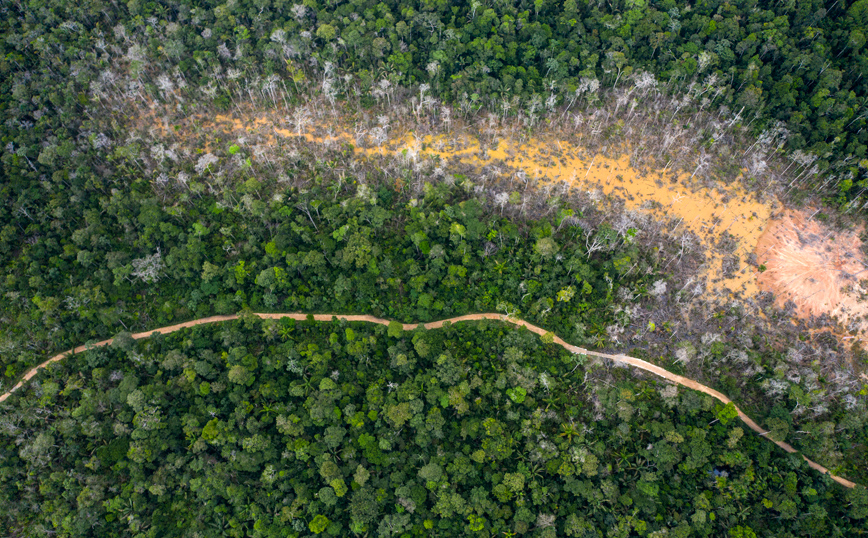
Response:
186,114,868,333
211,114,771,297
274,120,868,347
0,312,856,489
756,210,868,337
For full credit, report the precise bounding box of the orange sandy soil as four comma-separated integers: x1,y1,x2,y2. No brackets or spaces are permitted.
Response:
178,112,868,346
208,113,772,298
755,210,868,338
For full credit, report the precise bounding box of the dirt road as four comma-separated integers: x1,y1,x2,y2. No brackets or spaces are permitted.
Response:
0,312,856,489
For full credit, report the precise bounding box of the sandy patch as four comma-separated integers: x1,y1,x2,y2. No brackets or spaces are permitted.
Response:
755,210,868,336
208,113,773,297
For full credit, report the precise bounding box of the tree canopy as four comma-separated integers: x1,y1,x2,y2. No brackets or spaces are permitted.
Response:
2,318,865,536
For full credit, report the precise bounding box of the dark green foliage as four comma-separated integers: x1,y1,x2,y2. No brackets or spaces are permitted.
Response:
1,1,868,533
1,319,864,536
0,179,648,379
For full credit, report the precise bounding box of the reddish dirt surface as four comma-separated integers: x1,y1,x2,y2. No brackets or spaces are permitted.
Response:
755,210,868,339
0,312,856,489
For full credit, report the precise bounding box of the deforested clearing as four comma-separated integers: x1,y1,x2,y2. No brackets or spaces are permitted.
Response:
756,210,868,340
188,107,774,300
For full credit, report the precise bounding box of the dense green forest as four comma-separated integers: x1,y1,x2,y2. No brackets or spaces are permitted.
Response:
0,177,652,384
2,318,867,536
2,157,866,485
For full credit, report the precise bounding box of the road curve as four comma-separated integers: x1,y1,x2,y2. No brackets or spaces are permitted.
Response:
0,312,857,489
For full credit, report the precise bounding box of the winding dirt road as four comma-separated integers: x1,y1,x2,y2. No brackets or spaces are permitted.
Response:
0,312,857,489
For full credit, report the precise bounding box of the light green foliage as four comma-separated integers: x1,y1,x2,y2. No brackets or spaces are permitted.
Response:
316,24,337,40
502,472,525,493
506,387,526,403
413,334,430,358
534,237,559,259
418,462,444,484
354,465,370,487
385,401,412,428
330,478,348,498
729,526,758,538
387,320,403,338
716,403,739,426
227,365,252,386
557,285,576,302
309,514,330,534
726,427,744,448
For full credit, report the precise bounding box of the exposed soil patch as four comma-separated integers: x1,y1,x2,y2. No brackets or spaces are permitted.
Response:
755,210,868,339
206,112,773,298
143,107,868,355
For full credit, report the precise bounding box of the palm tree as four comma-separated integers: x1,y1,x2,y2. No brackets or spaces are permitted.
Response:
559,422,580,441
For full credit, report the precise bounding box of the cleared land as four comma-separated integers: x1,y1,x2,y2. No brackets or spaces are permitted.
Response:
209,114,868,332
210,113,772,298
163,110,868,348
756,209,868,338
